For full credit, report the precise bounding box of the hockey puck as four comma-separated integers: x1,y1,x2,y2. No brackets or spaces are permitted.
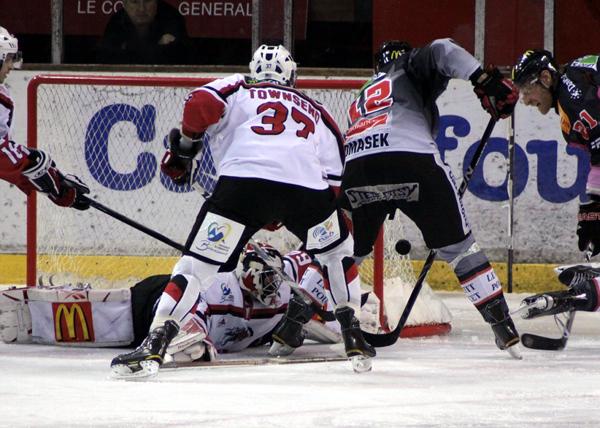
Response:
395,239,411,255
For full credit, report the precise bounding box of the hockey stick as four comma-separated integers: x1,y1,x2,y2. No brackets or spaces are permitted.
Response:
520,245,593,350
80,195,203,259
162,354,348,369
363,117,497,347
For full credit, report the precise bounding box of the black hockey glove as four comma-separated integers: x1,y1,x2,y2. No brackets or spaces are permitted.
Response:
22,149,90,210
577,200,600,256
471,66,519,121
160,128,202,186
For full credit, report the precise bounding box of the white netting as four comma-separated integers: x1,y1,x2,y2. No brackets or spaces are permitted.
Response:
30,75,449,330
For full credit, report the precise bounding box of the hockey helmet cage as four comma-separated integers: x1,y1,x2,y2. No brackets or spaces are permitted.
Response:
237,243,284,305
0,27,22,69
374,40,412,73
249,44,297,87
512,49,558,87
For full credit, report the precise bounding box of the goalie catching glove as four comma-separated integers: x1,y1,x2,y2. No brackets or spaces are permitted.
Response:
22,149,90,210
471,66,519,121
160,128,203,186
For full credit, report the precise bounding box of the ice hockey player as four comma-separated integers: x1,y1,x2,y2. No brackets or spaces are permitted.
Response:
338,39,521,355
512,50,600,256
1,246,344,376
0,27,89,210
150,44,374,372
110,244,342,377
518,265,600,320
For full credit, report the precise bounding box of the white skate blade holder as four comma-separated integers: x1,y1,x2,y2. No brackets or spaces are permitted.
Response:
351,355,373,373
506,344,523,360
110,360,160,380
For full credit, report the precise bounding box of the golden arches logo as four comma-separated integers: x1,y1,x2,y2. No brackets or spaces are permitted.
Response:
390,50,403,60
53,302,94,342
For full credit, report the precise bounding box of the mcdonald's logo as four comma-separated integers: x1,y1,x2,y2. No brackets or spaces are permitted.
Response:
52,302,95,342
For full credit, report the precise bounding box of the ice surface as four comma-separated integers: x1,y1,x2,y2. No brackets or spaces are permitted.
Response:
2,292,600,428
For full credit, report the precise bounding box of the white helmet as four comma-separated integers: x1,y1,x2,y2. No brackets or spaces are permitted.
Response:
249,44,297,87
0,27,22,69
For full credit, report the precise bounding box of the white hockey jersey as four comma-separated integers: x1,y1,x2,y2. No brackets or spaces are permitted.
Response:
181,74,345,190
194,252,330,353
0,84,14,141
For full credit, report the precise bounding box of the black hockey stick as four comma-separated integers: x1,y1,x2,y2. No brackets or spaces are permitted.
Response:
520,245,593,350
81,195,203,259
520,312,576,351
363,117,497,347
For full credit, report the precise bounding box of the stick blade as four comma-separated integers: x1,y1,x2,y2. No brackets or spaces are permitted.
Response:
521,333,567,351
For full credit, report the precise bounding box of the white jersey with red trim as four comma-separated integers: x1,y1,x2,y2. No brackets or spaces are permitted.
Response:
0,85,14,141
191,250,332,353
181,74,345,190
195,272,291,353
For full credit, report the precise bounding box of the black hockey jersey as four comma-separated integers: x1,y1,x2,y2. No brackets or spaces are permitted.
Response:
555,55,600,160
344,38,480,161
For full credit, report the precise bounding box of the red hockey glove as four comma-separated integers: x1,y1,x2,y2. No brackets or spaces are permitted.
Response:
50,173,91,211
22,149,90,210
471,66,519,121
160,128,202,186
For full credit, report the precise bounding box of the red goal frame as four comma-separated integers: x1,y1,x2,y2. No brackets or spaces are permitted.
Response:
25,74,445,337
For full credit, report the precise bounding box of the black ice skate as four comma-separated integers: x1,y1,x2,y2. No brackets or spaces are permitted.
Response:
517,291,584,320
478,297,521,358
111,320,179,379
335,306,376,372
557,265,600,287
269,295,314,356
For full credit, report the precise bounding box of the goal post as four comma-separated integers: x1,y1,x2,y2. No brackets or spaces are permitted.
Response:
26,73,451,336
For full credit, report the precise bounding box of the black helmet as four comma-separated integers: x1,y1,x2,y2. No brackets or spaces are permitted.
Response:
512,49,558,86
374,40,412,73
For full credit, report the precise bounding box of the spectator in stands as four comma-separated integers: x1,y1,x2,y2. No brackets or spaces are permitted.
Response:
96,0,192,65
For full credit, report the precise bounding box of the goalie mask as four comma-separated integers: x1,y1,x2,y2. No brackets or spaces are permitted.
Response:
237,243,284,305
0,27,22,69
249,44,297,87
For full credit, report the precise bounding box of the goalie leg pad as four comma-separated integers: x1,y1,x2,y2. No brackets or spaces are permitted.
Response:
0,288,32,344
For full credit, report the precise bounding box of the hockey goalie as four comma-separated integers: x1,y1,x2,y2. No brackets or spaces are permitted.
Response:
0,244,375,378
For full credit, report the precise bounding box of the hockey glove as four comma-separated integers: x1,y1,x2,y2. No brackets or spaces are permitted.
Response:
577,200,600,256
55,173,91,210
22,150,90,210
471,66,519,121
160,128,202,186
22,149,62,195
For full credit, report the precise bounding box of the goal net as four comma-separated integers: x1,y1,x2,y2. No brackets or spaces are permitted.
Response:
27,74,451,336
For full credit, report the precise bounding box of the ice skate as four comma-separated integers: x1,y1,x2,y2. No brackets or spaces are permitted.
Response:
334,306,376,372
517,291,584,320
478,297,521,358
111,320,179,379
557,265,600,287
269,295,314,356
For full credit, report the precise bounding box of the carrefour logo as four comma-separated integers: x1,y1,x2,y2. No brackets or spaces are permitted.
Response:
207,222,231,242
82,104,591,204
